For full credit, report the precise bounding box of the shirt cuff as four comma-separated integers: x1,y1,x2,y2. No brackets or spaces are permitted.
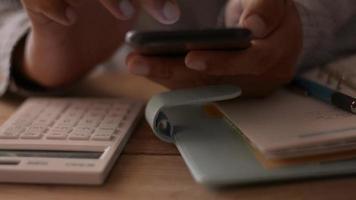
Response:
0,10,31,96
4,13,64,96
9,33,60,97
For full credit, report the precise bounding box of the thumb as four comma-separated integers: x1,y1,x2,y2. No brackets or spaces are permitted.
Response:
226,0,287,38
22,0,77,26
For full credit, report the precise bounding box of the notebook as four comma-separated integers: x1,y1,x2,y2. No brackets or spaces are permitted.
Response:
323,54,356,91
218,89,356,159
145,85,356,186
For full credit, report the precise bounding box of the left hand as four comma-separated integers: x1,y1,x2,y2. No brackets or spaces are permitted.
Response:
126,0,303,96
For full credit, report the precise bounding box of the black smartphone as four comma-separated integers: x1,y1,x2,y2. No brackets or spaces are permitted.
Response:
125,28,252,56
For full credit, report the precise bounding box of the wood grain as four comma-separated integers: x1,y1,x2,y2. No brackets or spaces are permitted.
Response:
0,155,356,200
123,120,179,155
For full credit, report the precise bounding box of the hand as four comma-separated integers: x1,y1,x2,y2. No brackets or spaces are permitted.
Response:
22,0,180,26
127,0,303,96
100,0,180,25
18,0,180,88
225,0,286,38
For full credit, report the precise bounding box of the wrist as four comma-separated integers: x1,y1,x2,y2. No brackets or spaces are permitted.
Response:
23,30,85,88
11,33,49,91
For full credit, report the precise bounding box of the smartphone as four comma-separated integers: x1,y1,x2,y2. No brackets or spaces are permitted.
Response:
125,28,252,56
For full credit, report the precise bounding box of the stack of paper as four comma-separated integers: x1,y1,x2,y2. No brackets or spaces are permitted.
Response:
218,90,356,161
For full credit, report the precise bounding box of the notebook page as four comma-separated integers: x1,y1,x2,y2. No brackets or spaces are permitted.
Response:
218,90,356,158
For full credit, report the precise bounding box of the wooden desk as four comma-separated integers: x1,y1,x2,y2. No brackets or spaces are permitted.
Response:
1,71,356,200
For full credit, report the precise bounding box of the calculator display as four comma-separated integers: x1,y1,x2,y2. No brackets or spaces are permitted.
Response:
0,150,102,159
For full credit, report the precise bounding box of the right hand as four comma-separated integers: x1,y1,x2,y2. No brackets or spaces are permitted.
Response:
126,0,302,96
19,0,180,88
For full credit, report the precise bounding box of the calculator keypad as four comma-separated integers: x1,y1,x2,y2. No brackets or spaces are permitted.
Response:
0,98,142,143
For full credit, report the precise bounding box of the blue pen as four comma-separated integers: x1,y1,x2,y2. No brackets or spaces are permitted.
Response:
292,76,356,114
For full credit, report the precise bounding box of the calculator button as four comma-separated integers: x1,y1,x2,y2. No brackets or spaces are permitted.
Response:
77,118,100,128
27,126,47,134
113,103,131,110
98,123,118,129
21,132,43,139
55,118,78,128
46,132,68,140
47,101,68,110
21,126,47,139
62,107,83,116
99,118,120,129
46,127,71,140
0,127,25,139
32,118,54,127
68,132,91,140
38,111,59,120
91,133,113,141
13,119,33,127
17,112,39,120
0,98,141,153
71,127,94,135
70,101,90,109
25,99,49,107
50,127,72,133
62,110,84,119
106,113,125,120
94,127,115,135
0,132,20,139
90,105,110,111
91,128,115,141
85,110,106,120
5,126,25,133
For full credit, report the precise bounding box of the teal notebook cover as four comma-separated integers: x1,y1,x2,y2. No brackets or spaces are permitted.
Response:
145,86,356,187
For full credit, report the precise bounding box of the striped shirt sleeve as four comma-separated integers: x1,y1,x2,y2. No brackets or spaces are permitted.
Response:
0,0,31,96
294,0,356,70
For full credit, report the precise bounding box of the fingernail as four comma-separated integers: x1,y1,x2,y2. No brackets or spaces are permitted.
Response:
225,0,243,27
243,15,267,38
130,61,150,76
162,0,180,24
119,0,135,19
186,60,206,71
65,7,77,25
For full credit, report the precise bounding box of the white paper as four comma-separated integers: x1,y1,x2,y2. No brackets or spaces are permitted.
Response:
218,90,356,158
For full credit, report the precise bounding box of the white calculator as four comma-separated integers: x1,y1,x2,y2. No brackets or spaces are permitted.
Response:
0,97,143,185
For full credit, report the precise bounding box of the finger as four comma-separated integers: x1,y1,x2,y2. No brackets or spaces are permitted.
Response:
127,53,234,88
126,53,176,78
186,43,297,78
126,54,177,88
185,43,276,76
99,0,135,20
187,1,301,77
126,54,291,93
227,0,287,38
185,39,296,77
225,0,243,27
24,0,77,26
140,0,180,25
